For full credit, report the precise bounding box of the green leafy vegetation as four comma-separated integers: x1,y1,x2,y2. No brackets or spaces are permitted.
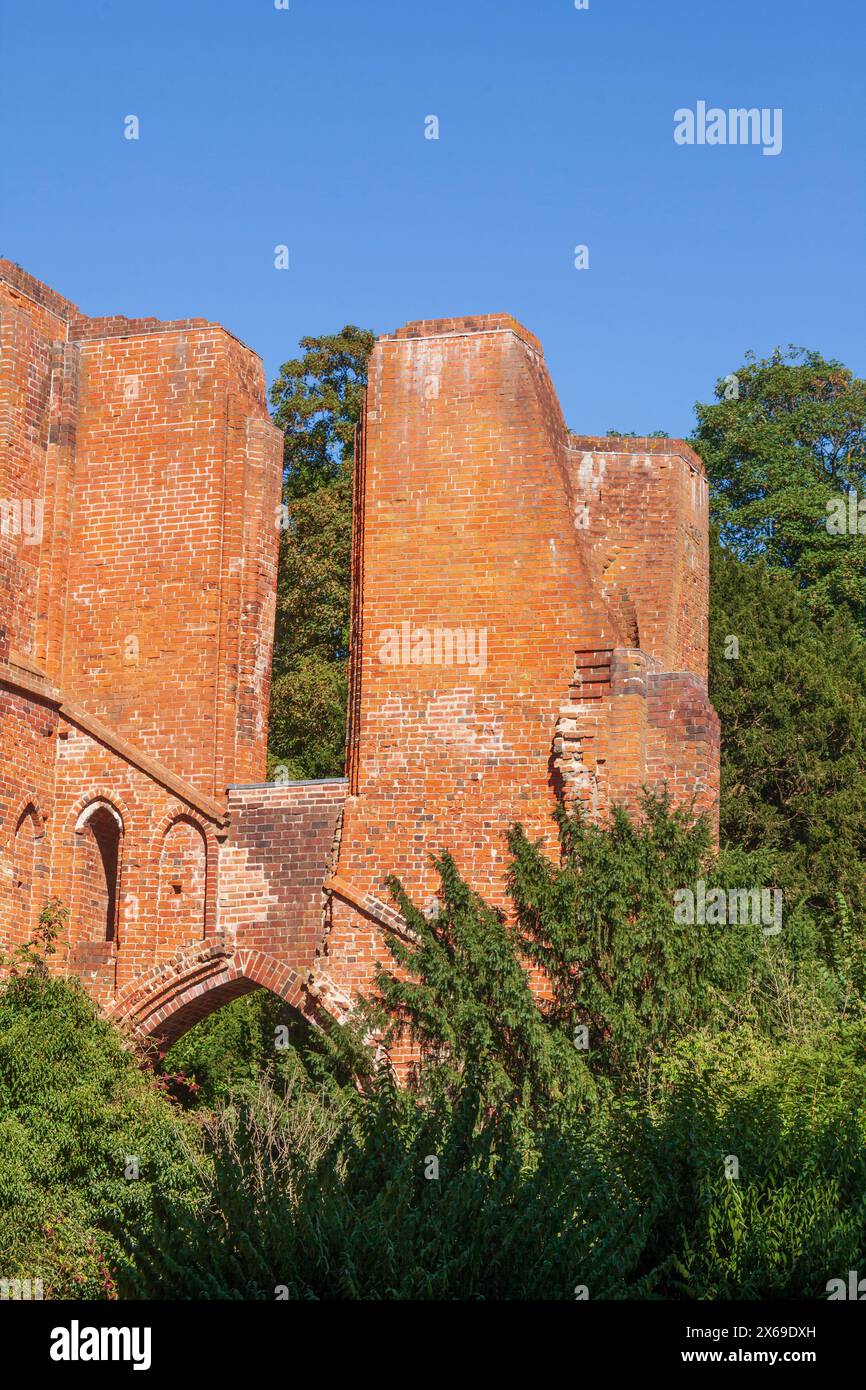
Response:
694,347,866,631
129,801,866,1299
0,936,202,1298
709,540,866,920
267,327,373,780
3,793,866,1300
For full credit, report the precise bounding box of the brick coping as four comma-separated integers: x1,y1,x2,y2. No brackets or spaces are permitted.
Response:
0,257,264,361
381,312,543,356
227,777,348,789
567,433,707,476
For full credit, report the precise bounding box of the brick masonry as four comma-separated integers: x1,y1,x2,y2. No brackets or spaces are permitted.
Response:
0,273,719,1047
327,316,719,1050
0,261,338,1039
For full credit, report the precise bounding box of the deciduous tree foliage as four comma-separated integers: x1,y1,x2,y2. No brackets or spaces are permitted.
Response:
270,326,375,499
694,347,866,630
0,965,200,1297
268,467,354,779
267,327,373,779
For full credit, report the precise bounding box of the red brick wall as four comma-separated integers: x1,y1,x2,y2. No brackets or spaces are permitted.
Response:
0,263,284,1020
11,806,41,939
0,260,282,800
106,778,348,1044
0,681,58,953
221,780,346,977
340,316,622,909
330,313,720,1008
157,818,208,951
0,273,67,665
0,273,719,1054
71,804,122,941
0,672,224,1000
566,436,711,680
59,321,280,796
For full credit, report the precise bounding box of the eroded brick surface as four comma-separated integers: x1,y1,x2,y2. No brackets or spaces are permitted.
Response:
329,317,719,1039
0,272,719,1048
0,263,320,1032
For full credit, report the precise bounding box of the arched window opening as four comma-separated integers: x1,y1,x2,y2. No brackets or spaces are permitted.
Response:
73,803,122,942
158,818,207,948
12,805,41,936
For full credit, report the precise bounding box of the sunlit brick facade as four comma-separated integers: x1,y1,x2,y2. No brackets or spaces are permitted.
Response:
0,270,718,1046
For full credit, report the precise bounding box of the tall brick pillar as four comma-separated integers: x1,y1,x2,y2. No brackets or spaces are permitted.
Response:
325,313,719,1008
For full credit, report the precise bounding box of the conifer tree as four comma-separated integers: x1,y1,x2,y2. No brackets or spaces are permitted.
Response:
709,538,866,918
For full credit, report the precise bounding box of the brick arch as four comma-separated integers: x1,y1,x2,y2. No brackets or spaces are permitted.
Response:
8,798,47,938
3,794,47,852
149,808,219,864
154,815,210,947
109,944,335,1048
149,809,219,940
65,788,135,840
71,798,124,945
66,792,132,942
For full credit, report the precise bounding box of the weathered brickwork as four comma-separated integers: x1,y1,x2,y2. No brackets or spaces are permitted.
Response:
0,263,328,1032
325,316,719,1025
0,271,719,1049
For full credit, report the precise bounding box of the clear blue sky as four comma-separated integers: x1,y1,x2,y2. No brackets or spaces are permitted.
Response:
2,0,863,437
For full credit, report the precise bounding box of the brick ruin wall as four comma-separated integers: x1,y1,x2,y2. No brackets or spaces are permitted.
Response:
0,270,719,1045
0,260,288,1015
324,316,719,1023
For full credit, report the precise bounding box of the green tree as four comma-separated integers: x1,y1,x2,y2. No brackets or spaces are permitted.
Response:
132,1020,866,1300
131,803,866,1302
269,467,354,778
369,849,591,1112
162,989,362,1107
267,327,374,779
0,960,203,1297
369,795,773,1098
270,326,375,499
694,347,866,629
708,536,866,919
603,429,670,439
508,797,773,1080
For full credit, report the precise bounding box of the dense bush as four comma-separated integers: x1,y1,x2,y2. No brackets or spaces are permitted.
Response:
3,791,865,1301
163,990,355,1108
129,1020,866,1300
0,965,204,1298
124,797,866,1300
638,1022,866,1298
